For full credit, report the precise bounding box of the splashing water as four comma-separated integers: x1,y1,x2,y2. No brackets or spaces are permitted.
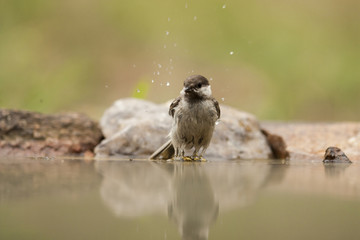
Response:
166,82,170,86
222,4,226,9
158,64,162,69
215,119,221,125
230,51,234,55
221,97,225,102
165,31,170,36
151,80,154,83
137,89,141,93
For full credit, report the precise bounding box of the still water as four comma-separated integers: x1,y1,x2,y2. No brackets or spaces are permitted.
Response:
1,158,360,240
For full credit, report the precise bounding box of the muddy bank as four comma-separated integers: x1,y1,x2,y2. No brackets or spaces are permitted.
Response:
1,105,359,161
262,122,360,161
0,109,103,157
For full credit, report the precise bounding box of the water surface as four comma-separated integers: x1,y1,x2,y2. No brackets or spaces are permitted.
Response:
1,158,360,240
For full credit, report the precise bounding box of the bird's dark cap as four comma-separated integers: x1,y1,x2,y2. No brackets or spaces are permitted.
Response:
184,75,210,88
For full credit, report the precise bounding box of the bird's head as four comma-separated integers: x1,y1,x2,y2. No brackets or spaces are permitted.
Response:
181,75,212,99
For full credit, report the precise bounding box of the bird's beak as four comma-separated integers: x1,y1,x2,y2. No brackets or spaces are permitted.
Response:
184,87,194,93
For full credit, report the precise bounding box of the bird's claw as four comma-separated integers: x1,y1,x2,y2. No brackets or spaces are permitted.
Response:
182,156,193,161
180,155,207,162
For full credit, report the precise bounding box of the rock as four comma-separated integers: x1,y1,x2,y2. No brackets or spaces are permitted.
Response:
262,122,360,161
323,146,352,163
95,98,272,160
0,109,103,157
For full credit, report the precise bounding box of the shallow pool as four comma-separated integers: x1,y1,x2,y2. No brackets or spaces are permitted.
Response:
1,158,359,240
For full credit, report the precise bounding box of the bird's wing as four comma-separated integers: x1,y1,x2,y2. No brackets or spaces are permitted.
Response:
169,97,181,117
212,98,221,119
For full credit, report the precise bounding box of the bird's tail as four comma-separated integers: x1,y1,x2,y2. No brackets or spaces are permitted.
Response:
149,139,175,160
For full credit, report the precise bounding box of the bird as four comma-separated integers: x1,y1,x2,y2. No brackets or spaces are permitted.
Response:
150,75,220,161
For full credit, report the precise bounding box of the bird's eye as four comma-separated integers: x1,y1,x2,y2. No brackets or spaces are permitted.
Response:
197,83,202,88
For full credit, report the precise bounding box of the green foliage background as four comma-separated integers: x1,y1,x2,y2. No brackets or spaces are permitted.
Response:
1,0,359,120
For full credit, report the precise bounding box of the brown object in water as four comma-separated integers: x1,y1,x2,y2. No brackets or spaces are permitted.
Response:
323,146,352,163
261,129,289,160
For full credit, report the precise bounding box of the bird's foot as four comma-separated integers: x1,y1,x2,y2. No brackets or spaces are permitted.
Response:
195,156,207,162
179,155,207,161
182,156,193,161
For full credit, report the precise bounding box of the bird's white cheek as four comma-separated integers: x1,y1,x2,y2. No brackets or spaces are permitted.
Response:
201,86,212,96
180,88,186,95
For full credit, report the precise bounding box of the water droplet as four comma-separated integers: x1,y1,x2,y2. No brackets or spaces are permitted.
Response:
165,31,170,36
137,89,141,93
166,82,170,86
158,64,162,68
222,4,226,8
230,51,234,55
209,77,213,81
157,71,160,75
215,120,221,125
221,97,225,101
151,79,154,83
193,16,197,21
168,17,171,22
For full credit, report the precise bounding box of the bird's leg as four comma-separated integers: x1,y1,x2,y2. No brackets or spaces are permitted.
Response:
174,148,178,157
181,149,194,161
192,148,201,161
198,148,207,162
173,148,181,161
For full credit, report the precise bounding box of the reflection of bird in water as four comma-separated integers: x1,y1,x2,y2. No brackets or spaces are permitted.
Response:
323,147,352,163
167,163,218,240
95,160,273,240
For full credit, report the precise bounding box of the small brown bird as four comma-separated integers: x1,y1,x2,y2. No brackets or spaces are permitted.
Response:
150,75,220,160
323,146,352,163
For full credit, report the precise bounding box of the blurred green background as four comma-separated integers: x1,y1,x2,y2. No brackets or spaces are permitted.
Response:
1,0,359,120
